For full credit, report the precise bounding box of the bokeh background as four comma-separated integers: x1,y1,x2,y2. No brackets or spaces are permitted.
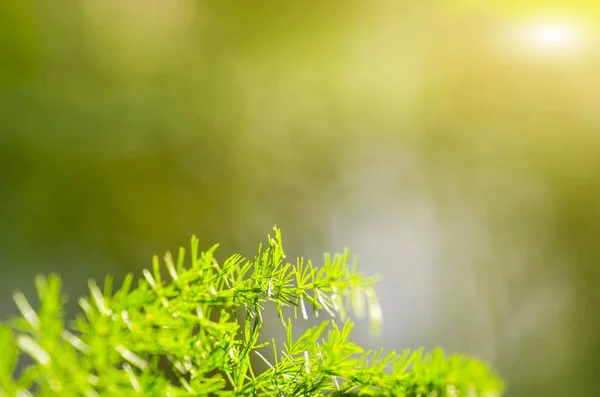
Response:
2,2,600,396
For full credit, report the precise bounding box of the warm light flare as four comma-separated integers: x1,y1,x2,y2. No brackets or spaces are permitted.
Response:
530,25,576,47
523,22,584,51
500,15,595,62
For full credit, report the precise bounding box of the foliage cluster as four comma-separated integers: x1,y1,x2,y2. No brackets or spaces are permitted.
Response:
0,228,503,396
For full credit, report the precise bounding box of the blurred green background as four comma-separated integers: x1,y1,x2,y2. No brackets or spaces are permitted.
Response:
2,2,600,396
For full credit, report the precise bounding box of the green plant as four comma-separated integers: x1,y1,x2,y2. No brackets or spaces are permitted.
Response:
0,227,504,396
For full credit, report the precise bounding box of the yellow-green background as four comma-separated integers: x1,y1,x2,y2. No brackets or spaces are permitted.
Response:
1,2,599,396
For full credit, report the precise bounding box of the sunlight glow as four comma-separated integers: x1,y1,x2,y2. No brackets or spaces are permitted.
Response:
524,22,582,50
531,25,575,46
502,15,594,61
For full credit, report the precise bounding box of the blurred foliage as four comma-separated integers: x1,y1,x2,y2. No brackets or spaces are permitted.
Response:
1,2,600,397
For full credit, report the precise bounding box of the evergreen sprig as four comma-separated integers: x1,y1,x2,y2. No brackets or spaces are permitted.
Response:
0,227,504,396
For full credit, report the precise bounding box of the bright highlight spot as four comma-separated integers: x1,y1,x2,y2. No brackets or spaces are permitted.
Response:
524,23,582,51
502,15,594,62
530,25,575,47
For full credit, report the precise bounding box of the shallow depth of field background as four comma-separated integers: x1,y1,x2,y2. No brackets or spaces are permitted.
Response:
2,2,600,396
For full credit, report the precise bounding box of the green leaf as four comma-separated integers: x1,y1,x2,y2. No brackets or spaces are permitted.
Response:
0,227,504,397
